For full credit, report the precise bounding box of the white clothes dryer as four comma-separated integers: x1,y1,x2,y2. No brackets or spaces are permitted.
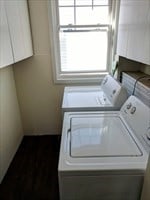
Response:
62,75,128,113
59,96,150,200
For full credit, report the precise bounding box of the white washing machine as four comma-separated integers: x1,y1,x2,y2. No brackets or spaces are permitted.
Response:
59,96,150,200
62,75,128,113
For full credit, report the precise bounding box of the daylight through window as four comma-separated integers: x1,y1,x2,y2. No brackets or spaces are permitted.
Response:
49,0,117,82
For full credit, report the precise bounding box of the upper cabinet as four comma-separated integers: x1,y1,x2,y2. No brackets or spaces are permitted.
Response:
0,0,33,69
117,0,150,65
0,0,14,68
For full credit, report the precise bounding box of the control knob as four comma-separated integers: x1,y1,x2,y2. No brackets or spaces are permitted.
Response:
130,106,136,114
146,127,150,140
112,89,116,95
102,77,108,85
126,103,132,109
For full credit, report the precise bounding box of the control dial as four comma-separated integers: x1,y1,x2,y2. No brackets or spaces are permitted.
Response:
102,77,108,85
126,103,132,109
146,127,150,140
112,89,116,95
130,106,136,114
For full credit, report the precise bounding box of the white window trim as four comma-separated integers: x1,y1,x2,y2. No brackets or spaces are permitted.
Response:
48,0,119,84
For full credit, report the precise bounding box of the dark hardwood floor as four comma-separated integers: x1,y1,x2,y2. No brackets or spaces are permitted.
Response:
0,136,61,200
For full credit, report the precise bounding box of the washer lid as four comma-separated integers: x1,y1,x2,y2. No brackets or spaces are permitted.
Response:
70,116,142,158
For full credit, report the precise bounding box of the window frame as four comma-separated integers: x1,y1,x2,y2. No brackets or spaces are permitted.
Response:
48,0,119,84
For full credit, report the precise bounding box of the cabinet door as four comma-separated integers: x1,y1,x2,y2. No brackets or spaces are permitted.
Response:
0,0,14,68
127,0,150,65
5,0,33,63
116,0,131,57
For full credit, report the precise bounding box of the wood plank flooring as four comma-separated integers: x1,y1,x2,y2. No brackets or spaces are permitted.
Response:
0,136,60,200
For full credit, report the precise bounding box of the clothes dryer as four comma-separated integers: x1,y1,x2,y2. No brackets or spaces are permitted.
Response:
62,75,128,113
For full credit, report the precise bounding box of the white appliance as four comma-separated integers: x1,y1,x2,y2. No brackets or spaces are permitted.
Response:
62,75,128,113
59,96,150,200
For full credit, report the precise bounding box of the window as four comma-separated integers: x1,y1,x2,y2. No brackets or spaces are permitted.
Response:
48,0,118,83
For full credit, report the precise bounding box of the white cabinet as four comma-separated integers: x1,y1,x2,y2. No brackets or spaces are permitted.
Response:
0,0,33,68
116,0,130,58
0,1,14,68
117,0,150,65
5,0,33,63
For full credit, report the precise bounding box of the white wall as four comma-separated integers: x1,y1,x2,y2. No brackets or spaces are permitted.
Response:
13,0,64,135
0,66,23,183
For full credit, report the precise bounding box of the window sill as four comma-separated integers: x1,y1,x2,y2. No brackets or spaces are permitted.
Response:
53,72,109,84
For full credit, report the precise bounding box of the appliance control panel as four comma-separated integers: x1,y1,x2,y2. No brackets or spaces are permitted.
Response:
96,94,110,105
121,96,150,148
101,75,128,107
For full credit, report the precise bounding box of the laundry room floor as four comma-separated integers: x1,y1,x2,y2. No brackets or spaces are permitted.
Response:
0,136,60,200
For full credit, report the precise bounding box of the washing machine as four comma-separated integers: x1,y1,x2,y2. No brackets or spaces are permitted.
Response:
59,96,150,200
62,75,128,113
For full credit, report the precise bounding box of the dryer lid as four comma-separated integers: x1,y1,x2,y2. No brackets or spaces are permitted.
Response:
63,88,111,107
70,116,142,158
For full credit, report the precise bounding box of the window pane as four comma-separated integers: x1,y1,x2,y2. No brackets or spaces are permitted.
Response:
59,0,109,6
76,0,94,5
59,7,74,25
93,0,109,5
59,0,74,6
59,30,108,72
76,7,109,24
76,0,109,6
